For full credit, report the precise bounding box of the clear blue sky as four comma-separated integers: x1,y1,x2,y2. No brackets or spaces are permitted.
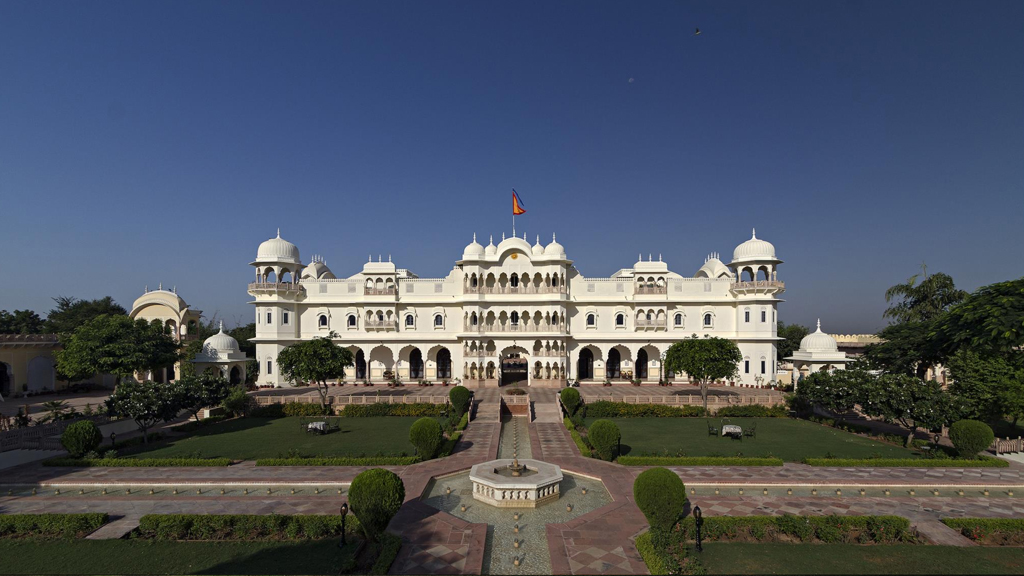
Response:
1,1,1022,333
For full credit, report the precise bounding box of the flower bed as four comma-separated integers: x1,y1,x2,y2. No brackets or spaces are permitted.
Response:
619,455,783,466
0,514,108,539
803,456,1008,468
44,457,232,467
941,518,1024,545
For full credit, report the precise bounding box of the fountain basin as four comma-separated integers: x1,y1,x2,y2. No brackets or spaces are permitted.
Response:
469,459,563,508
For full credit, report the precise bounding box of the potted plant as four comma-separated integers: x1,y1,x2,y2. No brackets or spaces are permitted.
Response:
631,378,642,386
603,379,612,387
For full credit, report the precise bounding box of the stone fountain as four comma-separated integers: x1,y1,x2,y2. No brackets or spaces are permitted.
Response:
469,416,563,508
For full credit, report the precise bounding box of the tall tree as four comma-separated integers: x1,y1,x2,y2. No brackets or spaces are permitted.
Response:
663,335,742,413
883,267,967,325
864,321,945,378
947,349,1024,426
935,277,1024,359
0,310,44,334
55,315,179,385
776,322,810,360
860,374,956,447
170,373,231,424
44,296,126,335
276,332,352,409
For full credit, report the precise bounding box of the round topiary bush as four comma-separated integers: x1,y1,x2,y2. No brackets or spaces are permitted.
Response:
409,417,443,460
587,419,620,461
560,387,581,417
449,386,471,417
633,467,686,533
60,420,103,458
949,419,995,458
348,468,405,542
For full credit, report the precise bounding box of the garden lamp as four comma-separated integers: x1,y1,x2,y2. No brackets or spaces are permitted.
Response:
110,431,116,447
339,502,349,547
693,505,704,552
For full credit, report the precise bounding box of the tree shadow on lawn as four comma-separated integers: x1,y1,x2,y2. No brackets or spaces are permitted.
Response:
191,538,360,575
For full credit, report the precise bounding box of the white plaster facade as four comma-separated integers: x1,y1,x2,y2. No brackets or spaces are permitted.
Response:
249,230,785,388
785,319,849,383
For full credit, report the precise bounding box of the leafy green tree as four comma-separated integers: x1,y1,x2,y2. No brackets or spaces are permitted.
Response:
935,277,1024,359
276,332,353,409
170,373,231,424
44,296,126,335
860,374,956,447
864,321,945,378
104,380,178,443
0,309,44,334
883,267,966,325
55,315,179,385
947,350,1024,427
776,322,810,360
664,335,742,413
796,369,872,423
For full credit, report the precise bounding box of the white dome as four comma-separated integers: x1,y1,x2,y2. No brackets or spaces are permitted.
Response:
302,258,335,280
799,320,838,353
695,254,731,279
462,234,485,259
202,324,240,357
532,235,544,255
544,233,566,258
732,229,776,263
256,230,301,264
484,235,496,256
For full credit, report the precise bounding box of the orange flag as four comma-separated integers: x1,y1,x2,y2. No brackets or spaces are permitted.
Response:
512,189,526,215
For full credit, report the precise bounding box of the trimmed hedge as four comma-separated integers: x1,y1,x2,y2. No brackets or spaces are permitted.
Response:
564,417,592,457
256,456,419,466
588,419,620,461
438,412,470,458
633,467,687,532
409,417,443,459
635,530,671,576
135,514,359,540
803,456,1008,468
44,457,232,467
341,403,446,418
348,469,405,542
282,402,332,417
60,420,103,457
0,514,108,539
949,420,995,458
675,514,915,544
370,532,403,575
449,386,471,417
619,456,784,467
942,518,1024,545
714,404,788,418
560,388,581,417
584,401,705,418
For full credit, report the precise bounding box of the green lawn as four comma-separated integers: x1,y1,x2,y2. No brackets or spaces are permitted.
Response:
584,417,920,461
134,417,424,460
698,543,1024,574
0,539,358,575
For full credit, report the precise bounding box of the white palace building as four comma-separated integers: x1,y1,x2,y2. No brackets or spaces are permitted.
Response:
248,230,786,388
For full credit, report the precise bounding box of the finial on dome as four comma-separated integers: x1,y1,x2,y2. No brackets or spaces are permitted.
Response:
502,232,506,241
158,282,162,291
552,233,556,242
368,255,372,262
659,254,662,262
523,232,527,241
536,235,541,244
388,254,391,263
277,228,281,238
649,253,652,262
144,285,148,293
218,320,224,332
751,228,757,239
489,235,494,245
816,318,821,331
172,286,176,294
473,233,477,242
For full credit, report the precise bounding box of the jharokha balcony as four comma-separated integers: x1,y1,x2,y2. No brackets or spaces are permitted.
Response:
365,319,397,331
635,318,667,330
464,284,566,295
248,282,304,296
464,322,568,334
729,280,786,294
364,286,397,296
635,285,668,295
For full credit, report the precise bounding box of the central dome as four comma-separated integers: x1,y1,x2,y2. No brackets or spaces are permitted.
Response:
202,323,240,357
799,320,838,353
462,234,485,259
256,230,301,264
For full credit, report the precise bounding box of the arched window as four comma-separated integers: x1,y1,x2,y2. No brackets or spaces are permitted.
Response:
434,314,443,327
405,315,414,327
607,349,621,379
703,313,712,327
578,348,594,380
377,312,384,322
470,276,478,288
646,312,652,322
409,349,424,379
511,311,520,325
471,313,478,326
615,313,624,326
745,310,750,323
355,350,366,379
266,360,273,375
744,359,750,374
674,313,683,327
761,309,767,323
636,348,648,379
436,348,451,379
552,275,559,287
318,315,328,327
510,274,519,288
347,315,356,327
586,314,595,326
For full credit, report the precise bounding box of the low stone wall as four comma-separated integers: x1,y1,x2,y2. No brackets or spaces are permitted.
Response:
253,394,448,407
501,394,531,420
580,393,784,408
0,415,107,452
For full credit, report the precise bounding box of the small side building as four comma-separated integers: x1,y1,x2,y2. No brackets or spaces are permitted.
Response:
191,323,249,385
785,319,849,384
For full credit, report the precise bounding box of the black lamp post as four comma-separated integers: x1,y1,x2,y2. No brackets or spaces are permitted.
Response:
339,502,349,547
693,506,703,552
110,431,116,447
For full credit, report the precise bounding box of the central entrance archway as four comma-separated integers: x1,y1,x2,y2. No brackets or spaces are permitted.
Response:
500,346,529,387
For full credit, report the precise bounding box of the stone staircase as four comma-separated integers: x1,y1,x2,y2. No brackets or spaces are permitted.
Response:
472,389,501,423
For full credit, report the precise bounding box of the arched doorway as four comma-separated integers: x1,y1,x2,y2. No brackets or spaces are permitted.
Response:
636,348,648,380
355,350,366,380
0,362,11,397
436,348,452,379
607,349,621,380
578,348,594,380
230,366,241,385
500,351,528,387
409,349,424,379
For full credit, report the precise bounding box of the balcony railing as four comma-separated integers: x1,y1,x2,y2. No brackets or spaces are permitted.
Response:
464,285,566,295
635,319,667,329
248,282,303,295
730,280,785,293
635,285,667,295
364,320,397,331
364,287,396,296
464,323,567,334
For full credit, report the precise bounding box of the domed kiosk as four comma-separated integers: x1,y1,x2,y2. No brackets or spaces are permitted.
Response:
785,319,848,384
192,322,251,385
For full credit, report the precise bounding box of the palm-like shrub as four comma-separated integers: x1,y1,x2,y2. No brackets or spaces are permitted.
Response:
633,467,686,533
949,419,995,458
587,419,620,461
348,469,405,543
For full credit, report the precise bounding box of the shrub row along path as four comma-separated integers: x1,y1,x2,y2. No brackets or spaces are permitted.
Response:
3,388,1024,575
